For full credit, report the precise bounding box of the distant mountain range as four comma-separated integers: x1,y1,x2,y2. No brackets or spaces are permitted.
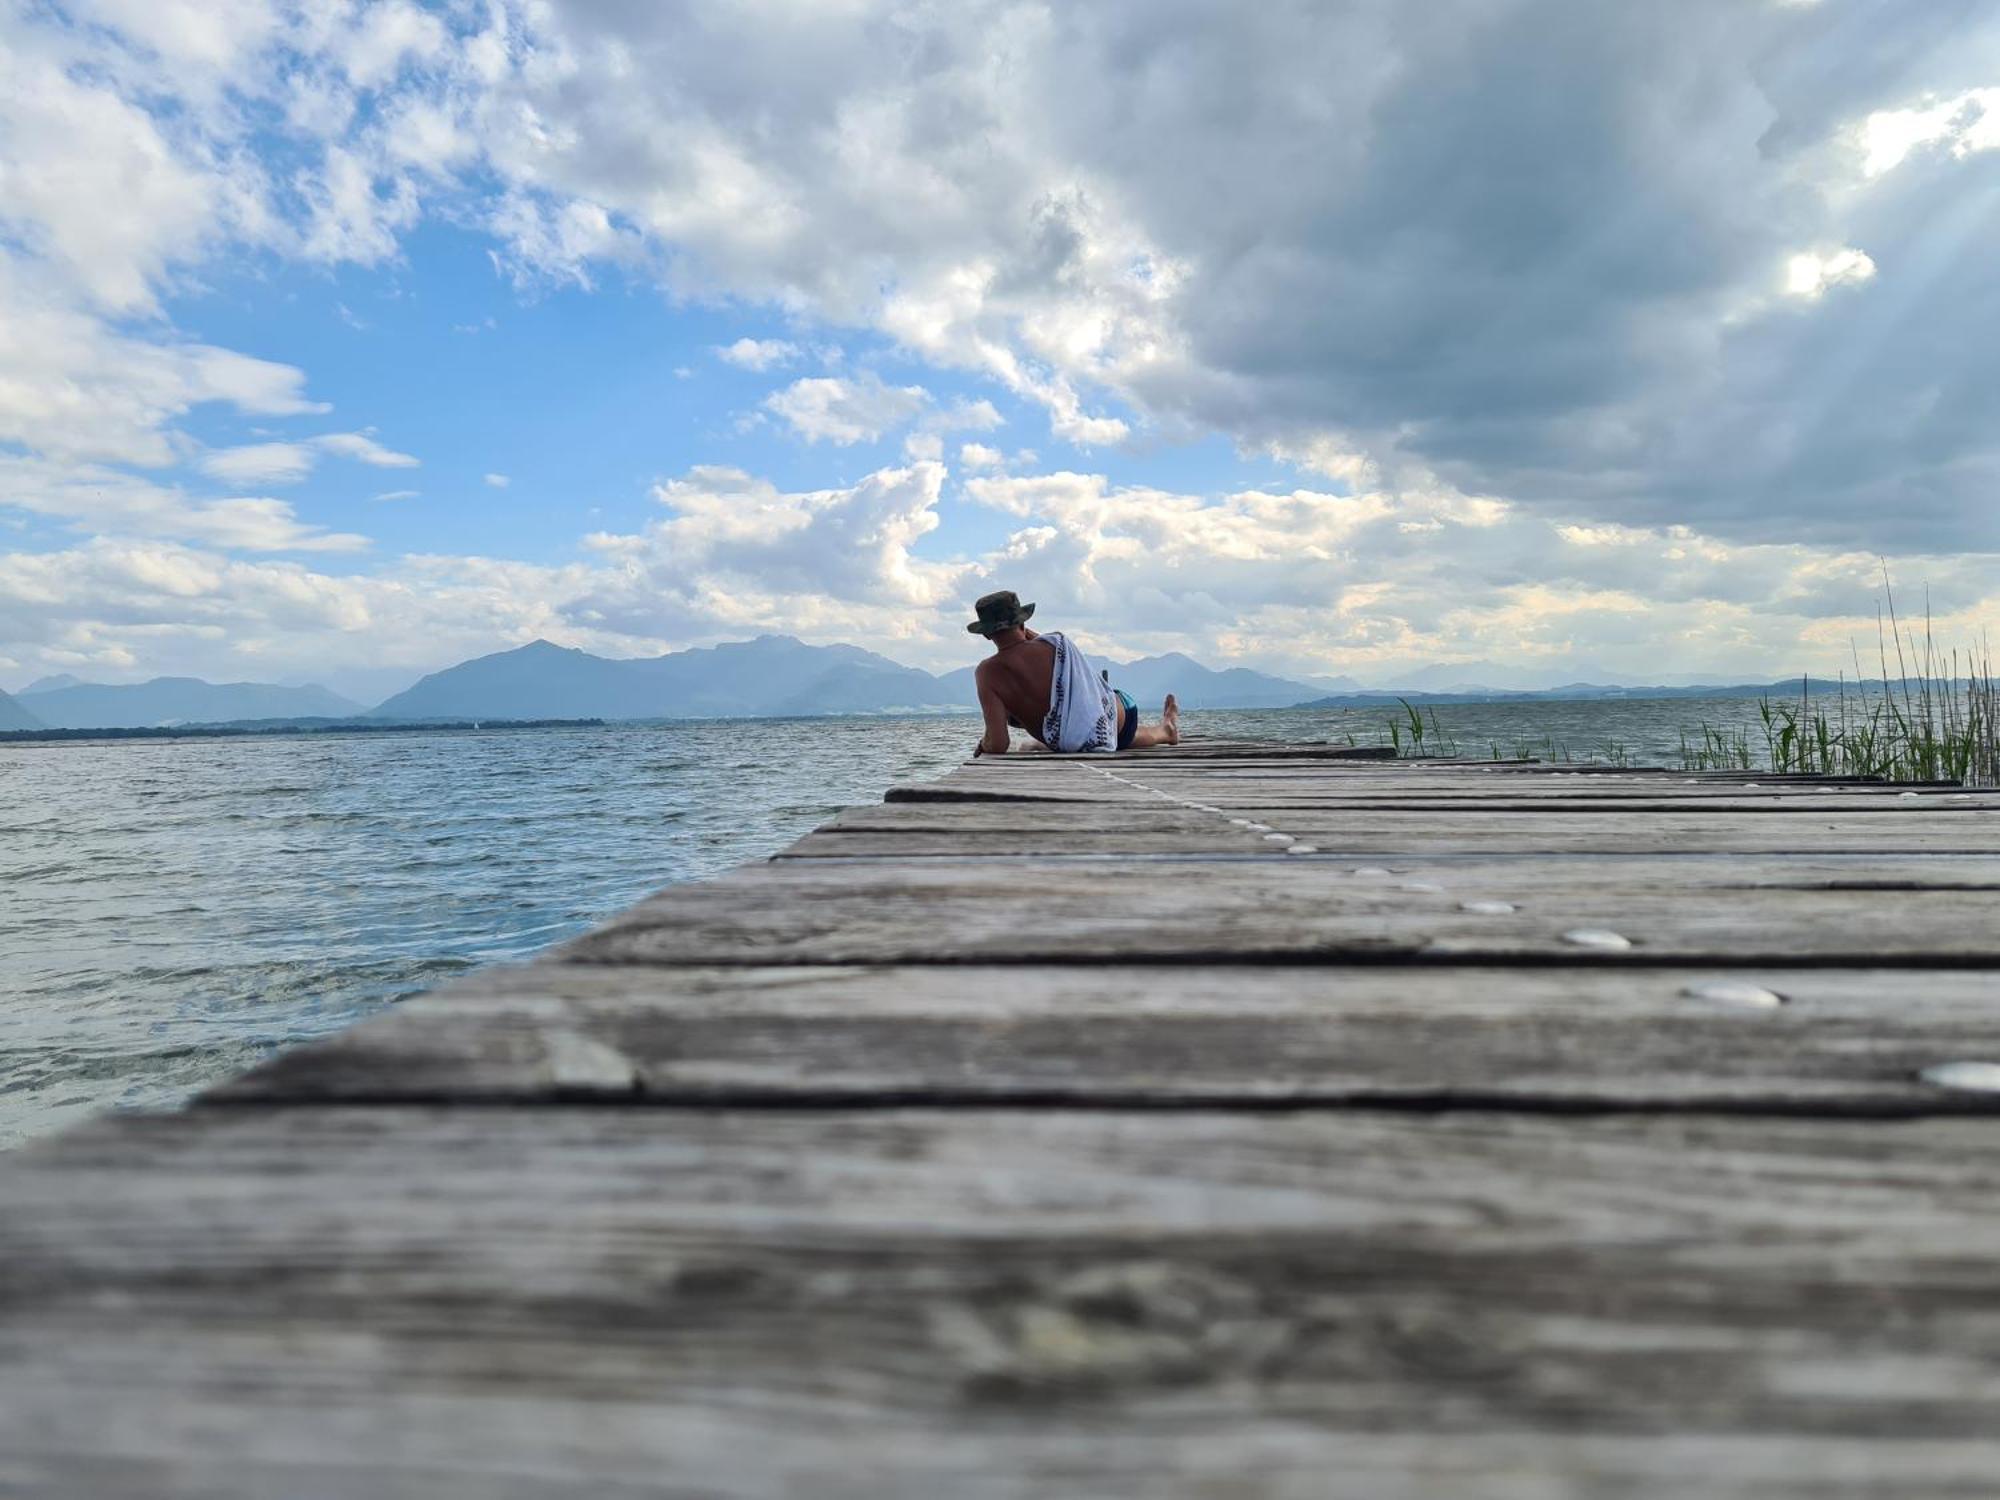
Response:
0,687,43,731
6,643,1905,733
17,677,361,730
372,636,1336,721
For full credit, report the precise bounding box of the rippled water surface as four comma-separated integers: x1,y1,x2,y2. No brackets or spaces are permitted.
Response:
1,696,1782,1147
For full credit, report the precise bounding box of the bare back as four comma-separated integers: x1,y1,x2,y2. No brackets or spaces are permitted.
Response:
975,636,1055,743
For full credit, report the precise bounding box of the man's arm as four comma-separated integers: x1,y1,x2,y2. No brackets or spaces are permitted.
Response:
973,670,1011,756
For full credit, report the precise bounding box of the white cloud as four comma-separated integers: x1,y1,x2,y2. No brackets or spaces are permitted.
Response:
0,454,366,553
0,266,324,467
0,537,572,690
371,489,419,503
483,473,510,488
0,36,253,313
201,443,316,485
953,466,2000,682
313,431,418,467
1784,248,1877,298
3,0,2000,688
605,462,967,615
717,337,800,370
199,431,418,485
1860,88,2000,176
764,374,930,445
4,451,1996,690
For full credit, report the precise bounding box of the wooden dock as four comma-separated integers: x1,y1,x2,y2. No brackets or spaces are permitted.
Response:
7,742,2000,1497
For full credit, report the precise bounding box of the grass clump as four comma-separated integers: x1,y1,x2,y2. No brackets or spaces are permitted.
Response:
1680,582,1996,785
1388,699,1461,758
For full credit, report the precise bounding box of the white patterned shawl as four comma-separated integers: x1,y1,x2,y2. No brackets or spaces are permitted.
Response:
1039,631,1118,753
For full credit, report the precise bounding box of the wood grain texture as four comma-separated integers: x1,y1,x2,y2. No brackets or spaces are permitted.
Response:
898,764,1990,806
786,806,2000,856
17,742,2000,1498
206,961,2000,1110
562,857,2000,966
8,1106,2000,1498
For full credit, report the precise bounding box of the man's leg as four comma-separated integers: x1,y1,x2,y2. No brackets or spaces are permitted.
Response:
1129,693,1180,748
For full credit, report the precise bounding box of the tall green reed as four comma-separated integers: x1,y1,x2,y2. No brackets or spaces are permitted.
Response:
1681,579,1996,785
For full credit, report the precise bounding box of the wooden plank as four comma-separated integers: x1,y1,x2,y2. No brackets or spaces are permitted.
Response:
9,1106,2000,1498
952,742,1403,763
207,961,2000,1111
560,857,2000,967
1066,782,1994,805
785,810,2000,857
930,762,1986,791
902,770,1993,806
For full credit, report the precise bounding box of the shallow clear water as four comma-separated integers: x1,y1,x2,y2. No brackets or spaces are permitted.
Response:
0,697,1782,1147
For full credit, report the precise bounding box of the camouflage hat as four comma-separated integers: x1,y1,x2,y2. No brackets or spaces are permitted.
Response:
967,590,1037,636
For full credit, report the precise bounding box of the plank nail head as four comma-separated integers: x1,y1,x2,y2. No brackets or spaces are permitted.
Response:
1920,1060,2000,1093
1681,980,1786,1010
1563,928,1634,951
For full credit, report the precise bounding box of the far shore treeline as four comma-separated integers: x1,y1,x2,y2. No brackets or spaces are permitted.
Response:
0,718,607,744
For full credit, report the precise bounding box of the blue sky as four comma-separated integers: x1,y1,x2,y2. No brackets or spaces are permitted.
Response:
2,0,1997,702
154,219,1300,576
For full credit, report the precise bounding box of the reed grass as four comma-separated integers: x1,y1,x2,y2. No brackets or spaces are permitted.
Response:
1387,699,1461,757
1679,582,1996,785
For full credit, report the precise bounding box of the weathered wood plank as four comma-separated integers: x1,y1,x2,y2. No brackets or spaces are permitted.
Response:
206,962,2000,1111
903,766,1990,806
8,1106,2000,1498
949,741,1403,763
561,857,2000,967
788,806,2000,857
931,761,1980,789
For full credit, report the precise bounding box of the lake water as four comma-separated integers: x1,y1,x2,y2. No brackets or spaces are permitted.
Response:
0,695,1785,1147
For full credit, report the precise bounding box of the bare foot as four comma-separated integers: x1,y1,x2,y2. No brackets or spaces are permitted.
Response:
1162,693,1180,745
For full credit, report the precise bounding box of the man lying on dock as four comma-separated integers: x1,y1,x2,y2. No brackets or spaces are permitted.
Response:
966,589,1179,756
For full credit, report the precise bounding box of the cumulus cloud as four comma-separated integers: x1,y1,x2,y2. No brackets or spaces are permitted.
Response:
764,374,930,445
483,472,510,488
200,443,317,485
956,468,2000,682
596,462,969,622
354,0,1990,549
3,0,2000,687
10,452,1993,691
0,269,324,467
717,337,800,371
2,461,979,684
0,455,367,553
0,536,571,688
